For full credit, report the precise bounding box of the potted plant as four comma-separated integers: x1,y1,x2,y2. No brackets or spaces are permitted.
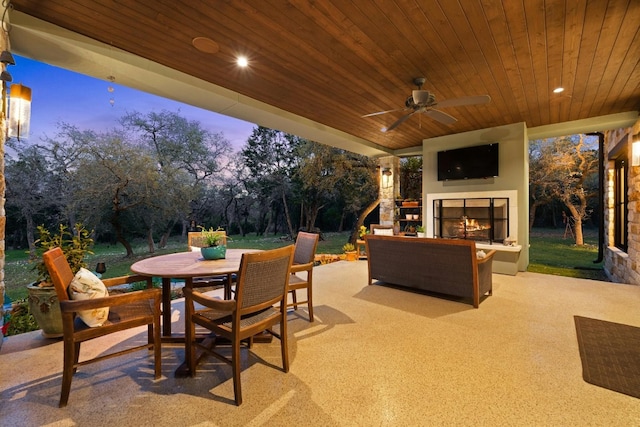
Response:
342,243,357,261
416,225,426,238
28,223,94,338
358,225,369,240
199,226,227,260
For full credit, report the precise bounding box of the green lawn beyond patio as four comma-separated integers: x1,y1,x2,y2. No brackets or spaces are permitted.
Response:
4,227,605,303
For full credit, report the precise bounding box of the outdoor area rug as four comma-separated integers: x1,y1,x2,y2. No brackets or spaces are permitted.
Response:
574,316,640,399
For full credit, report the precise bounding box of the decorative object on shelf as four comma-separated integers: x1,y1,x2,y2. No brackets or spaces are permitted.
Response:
402,200,419,207
342,243,357,261
416,225,426,238
503,236,516,246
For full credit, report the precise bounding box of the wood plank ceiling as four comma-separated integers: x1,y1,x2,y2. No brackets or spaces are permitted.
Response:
9,0,640,152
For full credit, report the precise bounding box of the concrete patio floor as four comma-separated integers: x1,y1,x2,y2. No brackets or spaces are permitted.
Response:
1,259,639,426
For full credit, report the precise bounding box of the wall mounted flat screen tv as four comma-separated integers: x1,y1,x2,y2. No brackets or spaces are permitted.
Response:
437,143,499,181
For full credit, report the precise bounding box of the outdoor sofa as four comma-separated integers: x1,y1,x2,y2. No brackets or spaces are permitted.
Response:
365,234,496,308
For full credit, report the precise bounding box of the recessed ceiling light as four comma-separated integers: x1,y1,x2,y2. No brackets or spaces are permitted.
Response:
192,37,219,54
553,87,564,93
237,56,248,67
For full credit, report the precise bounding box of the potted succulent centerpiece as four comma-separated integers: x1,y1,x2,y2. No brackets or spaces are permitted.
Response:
199,227,227,260
28,223,94,338
342,243,357,262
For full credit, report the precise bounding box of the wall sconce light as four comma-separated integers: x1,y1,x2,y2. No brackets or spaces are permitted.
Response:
8,83,31,140
0,69,11,82
381,167,393,188
632,133,640,167
0,50,14,65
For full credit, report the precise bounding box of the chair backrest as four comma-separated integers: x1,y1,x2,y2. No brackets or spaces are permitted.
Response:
187,231,227,251
293,231,319,265
42,247,74,302
234,245,294,314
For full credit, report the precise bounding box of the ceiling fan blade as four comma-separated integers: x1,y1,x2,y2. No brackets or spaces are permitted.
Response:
436,95,491,108
385,112,415,132
425,109,458,125
361,108,404,118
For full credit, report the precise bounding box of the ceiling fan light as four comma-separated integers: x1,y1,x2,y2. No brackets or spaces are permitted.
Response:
412,90,431,104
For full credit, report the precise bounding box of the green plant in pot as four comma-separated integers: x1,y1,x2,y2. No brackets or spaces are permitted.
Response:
199,226,227,260
416,225,426,238
28,223,94,338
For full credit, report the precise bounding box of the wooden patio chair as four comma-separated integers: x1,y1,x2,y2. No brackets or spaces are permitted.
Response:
183,245,294,405
287,231,319,321
42,247,161,408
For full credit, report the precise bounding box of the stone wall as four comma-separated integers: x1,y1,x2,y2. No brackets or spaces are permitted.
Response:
377,156,399,226
0,31,7,348
603,119,640,285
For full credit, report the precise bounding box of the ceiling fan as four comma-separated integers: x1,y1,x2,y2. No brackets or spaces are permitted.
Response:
362,77,491,132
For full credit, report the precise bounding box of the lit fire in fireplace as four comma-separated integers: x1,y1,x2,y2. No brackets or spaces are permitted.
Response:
462,216,491,232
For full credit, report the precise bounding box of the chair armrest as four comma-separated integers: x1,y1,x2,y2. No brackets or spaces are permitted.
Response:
59,288,161,313
183,287,236,312
477,250,496,265
291,262,313,274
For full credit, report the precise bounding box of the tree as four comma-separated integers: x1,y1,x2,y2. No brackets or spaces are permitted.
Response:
73,130,163,257
240,127,299,236
529,134,599,245
294,140,377,241
120,110,233,244
5,145,56,256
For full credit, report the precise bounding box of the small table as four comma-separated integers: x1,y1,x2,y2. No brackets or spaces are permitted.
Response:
130,249,260,339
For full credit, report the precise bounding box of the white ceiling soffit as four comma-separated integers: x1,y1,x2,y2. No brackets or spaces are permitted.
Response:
8,12,392,158
527,112,639,140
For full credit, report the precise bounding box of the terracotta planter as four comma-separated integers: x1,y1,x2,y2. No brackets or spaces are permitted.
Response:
344,251,357,261
27,283,63,338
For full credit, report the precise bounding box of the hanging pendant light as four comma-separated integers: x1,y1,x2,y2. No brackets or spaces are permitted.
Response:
8,83,31,140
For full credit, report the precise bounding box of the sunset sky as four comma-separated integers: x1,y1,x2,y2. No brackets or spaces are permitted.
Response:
10,55,257,151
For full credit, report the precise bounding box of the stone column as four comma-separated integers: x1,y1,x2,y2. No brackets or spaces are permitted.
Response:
378,156,400,227
0,31,7,348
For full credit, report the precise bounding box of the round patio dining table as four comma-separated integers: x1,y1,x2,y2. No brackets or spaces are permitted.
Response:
130,249,261,339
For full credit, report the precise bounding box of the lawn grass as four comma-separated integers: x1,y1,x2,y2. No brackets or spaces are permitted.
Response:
528,227,607,281
3,231,353,302
3,227,608,302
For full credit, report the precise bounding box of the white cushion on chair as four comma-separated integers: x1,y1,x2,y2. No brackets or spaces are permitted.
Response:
69,268,109,327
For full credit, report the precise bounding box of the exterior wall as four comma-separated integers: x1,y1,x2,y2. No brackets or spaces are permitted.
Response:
421,122,530,272
604,119,640,284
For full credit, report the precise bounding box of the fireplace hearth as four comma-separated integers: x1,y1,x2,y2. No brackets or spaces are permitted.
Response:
433,197,509,244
